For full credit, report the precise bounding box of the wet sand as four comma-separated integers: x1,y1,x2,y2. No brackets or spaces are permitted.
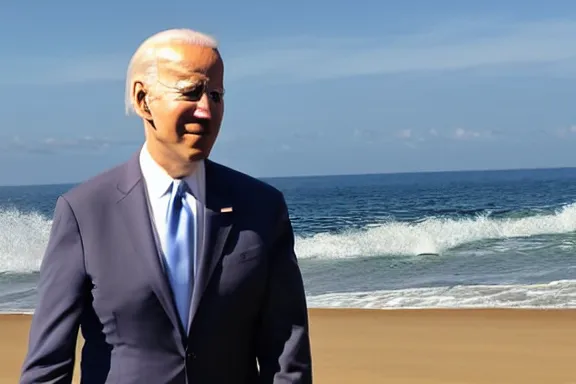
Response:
3,308,576,383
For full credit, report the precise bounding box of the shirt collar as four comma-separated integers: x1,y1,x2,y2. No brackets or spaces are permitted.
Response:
139,143,205,203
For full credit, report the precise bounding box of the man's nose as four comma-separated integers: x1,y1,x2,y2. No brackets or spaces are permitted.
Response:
193,93,211,119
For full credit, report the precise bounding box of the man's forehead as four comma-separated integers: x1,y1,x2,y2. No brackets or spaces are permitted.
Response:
155,43,223,83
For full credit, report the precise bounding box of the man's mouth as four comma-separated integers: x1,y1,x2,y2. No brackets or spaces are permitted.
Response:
183,124,210,136
184,130,209,136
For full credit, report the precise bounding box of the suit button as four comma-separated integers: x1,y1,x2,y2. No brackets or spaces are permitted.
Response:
187,351,196,360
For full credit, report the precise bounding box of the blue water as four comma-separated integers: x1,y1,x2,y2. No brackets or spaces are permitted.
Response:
2,167,576,312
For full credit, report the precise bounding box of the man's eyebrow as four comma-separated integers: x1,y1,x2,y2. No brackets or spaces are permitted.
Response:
185,66,211,73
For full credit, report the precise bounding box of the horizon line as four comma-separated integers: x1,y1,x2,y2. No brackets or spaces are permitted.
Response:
262,165,576,180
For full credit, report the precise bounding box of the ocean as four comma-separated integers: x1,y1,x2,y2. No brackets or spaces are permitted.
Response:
1,167,576,313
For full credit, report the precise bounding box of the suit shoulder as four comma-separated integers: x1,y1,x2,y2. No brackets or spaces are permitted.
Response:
61,161,126,205
208,161,284,202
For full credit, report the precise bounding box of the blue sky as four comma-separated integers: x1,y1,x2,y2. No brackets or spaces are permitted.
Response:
2,1,576,185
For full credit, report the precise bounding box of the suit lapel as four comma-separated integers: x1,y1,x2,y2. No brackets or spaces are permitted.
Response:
116,153,186,341
114,155,234,340
188,160,234,331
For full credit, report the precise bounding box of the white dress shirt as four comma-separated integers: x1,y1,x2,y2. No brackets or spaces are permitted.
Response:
139,144,205,275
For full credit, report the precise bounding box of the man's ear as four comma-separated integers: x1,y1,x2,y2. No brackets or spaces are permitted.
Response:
132,81,153,121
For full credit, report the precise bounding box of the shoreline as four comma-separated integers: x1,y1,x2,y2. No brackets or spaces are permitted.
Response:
2,305,575,315
5,277,576,311
3,308,576,383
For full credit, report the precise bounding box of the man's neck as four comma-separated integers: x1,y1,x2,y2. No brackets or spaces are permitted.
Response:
145,141,199,179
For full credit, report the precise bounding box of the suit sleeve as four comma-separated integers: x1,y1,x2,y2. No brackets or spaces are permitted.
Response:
256,194,313,384
20,196,87,384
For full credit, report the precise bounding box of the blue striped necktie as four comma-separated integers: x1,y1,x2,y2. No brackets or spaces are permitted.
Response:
165,180,194,330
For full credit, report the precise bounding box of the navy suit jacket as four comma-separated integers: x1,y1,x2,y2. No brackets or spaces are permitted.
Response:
20,153,313,383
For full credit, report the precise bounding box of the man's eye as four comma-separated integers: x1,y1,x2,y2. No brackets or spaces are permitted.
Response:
209,91,222,103
181,85,204,101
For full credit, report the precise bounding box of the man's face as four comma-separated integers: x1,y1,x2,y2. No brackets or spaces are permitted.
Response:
141,43,224,164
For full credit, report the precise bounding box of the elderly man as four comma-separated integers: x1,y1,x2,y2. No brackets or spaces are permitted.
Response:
20,29,312,384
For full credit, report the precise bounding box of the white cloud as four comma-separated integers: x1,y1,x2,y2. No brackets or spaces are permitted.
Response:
224,18,576,82
0,136,141,154
452,128,493,140
4,18,576,85
0,54,126,85
391,127,496,141
393,128,428,148
555,125,576,137
396,129,412,139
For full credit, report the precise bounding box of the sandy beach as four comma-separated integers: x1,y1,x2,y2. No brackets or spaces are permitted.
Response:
2,308,576,383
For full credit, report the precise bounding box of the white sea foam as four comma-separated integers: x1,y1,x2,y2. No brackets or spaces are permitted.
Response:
306,280,576,309
3,280,576,313
295,203,576,259
2,203,576,272
0,209,52,273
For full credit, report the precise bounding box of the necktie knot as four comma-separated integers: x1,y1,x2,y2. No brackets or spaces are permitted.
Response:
172,180,188,199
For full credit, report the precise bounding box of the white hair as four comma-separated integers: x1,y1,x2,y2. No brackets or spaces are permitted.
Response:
124,29,218,115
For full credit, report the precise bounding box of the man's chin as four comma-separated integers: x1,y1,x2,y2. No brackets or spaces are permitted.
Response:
184,148,209,162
